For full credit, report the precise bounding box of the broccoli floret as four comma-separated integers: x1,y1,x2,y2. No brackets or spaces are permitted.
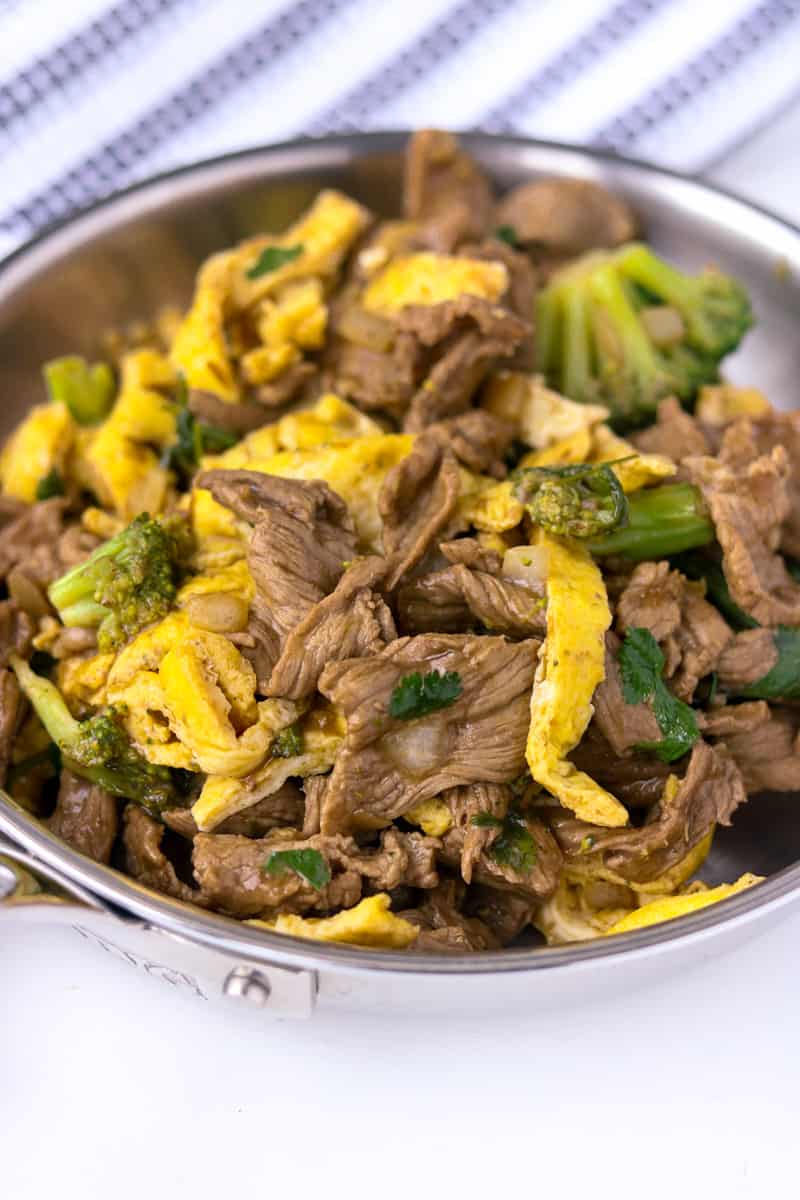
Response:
513,462,628,538
43,356,115,426
586,483,714,560
536,242,753,426
10,655,176,814
48,513,188,651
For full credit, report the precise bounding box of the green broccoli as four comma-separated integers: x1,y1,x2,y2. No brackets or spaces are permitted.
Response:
43,356,115,426
536,242,752,426
587,483,714,560
513,462,627,538
10,655,176,814
48,513,188,651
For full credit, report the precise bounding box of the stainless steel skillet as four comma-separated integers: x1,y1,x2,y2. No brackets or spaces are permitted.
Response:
1,132,799,1019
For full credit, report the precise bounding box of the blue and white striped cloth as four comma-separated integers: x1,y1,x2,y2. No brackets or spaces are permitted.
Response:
1,0,798,256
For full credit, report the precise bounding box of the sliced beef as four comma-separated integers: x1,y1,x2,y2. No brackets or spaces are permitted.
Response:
0,600,34,668
592,633,662,754
552,741,746,884
438,786,562,899
713,706,800,792
400,296,529,432
615,562,732,700
317,633,539,834
197,469,357,687
632,396,710,461
0,669,22,788
569,723,673,808
379,434,461,589
684,424,800,627
325,330,421,416
188,389,271,433
744,411,800,558
698,700,770,738
302,775,328,837
403,129,493,251
429,409,515,478
254,361,317,410
48,769,118,864
192,827,439,918
266,557,395,699
439,537,502,574
717,628,778,691
467,885,537,945
493,177,637,260
162,781,306,840
0,498,67,585
399,880,499,952
122,805,198,903
397,563,546,638
461,237,537,370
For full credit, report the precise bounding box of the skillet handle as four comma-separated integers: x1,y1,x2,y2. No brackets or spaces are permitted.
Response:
0,835,110,912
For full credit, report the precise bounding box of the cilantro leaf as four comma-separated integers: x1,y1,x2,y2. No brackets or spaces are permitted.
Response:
163,406,238,483
270,723,303,759
494,224,519,247
619,627,699,763
389,670,463,720
263,848,331,890
246,243,304,280
490,811,538,874
35,468,65,501
470,812,503,829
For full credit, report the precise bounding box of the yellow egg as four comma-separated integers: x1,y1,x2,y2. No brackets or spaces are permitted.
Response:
57,652,115,712
525,533,627,827
170,250,239,402
458,476,524,534
696,384,770,425
266,894,419,949
404,797,453,837
0,402,75,502
483,371,608,449
605,874,762,936
362,252,508,313
589,424,675,493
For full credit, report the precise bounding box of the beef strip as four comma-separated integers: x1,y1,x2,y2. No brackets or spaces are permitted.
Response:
197,469,357,688
460,237,538,369
192,827,439,918
742,411,800,558
632,396,710,461
399,880,499,952
684,423,800,627
254,361,318,410
162,781,306,840
188,389,271,433
439,537,502,575
400,296,529,432
325,330,421,416
0,669,21,788
569,723,673,808
317,633,540,834
379,434,461,589
493,177,637,259
551,740,746,884
438,783,562,899
717,628,779,690
48,769,118,864
403,129,493,251
615,562,732,700
466,885,538,945
0,498,67,585
0,600,34,668
592,633,662,754
698,700,770,738
712,706,800,792
429,409,515,478
266,557,395,699
302,775,328,837
397,563,546,638
122,805,198,903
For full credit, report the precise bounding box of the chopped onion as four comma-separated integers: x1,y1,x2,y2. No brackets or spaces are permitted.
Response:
383,722,453,777
502,545,549,591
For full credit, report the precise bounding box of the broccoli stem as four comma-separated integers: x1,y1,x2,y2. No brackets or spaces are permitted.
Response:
43,356,115,426
48,530,127,615
10,655,82,748
587,483,714,560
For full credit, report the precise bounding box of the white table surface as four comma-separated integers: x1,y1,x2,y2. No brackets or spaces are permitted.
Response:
3,110,800,1198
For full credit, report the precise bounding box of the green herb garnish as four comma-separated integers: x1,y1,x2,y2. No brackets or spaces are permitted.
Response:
163,405,238,483
35,468,65,501
246,243,304,280
470,812,503,829
389,670,463,720
263,848,331,891
619,627,699,762
270,724,303,759
494,224,519,247
490,810,538,874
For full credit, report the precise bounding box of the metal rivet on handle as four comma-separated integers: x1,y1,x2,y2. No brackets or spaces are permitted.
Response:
223,966,273,1008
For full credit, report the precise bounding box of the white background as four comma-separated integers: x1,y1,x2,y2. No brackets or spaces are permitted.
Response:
3,106,800,1198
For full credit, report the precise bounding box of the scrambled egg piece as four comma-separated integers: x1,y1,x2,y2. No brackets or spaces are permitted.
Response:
526,533,627,827
533,878,632,944
362,252,508,313
170,251,239,402
192,702,344,831
590,424,675,493
177,558,255,605
275,393,383,451
0,402,75,502
605,874,762,936
404,798,453,837
458,476,524,534
81,349,176,518
696,384,770,425
241,279,327,385
519,428,594,469
483,371,608,449
233,189,370,310
57,652,115,712
106,611,190,692
263,894,419,949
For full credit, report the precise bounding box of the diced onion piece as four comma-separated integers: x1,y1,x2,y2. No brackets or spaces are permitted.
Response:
502,544,549,591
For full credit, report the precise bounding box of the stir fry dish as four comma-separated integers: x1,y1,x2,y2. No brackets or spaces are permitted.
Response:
3,128,793,953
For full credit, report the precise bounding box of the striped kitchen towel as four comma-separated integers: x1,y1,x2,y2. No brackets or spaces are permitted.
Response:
0,0,798,254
